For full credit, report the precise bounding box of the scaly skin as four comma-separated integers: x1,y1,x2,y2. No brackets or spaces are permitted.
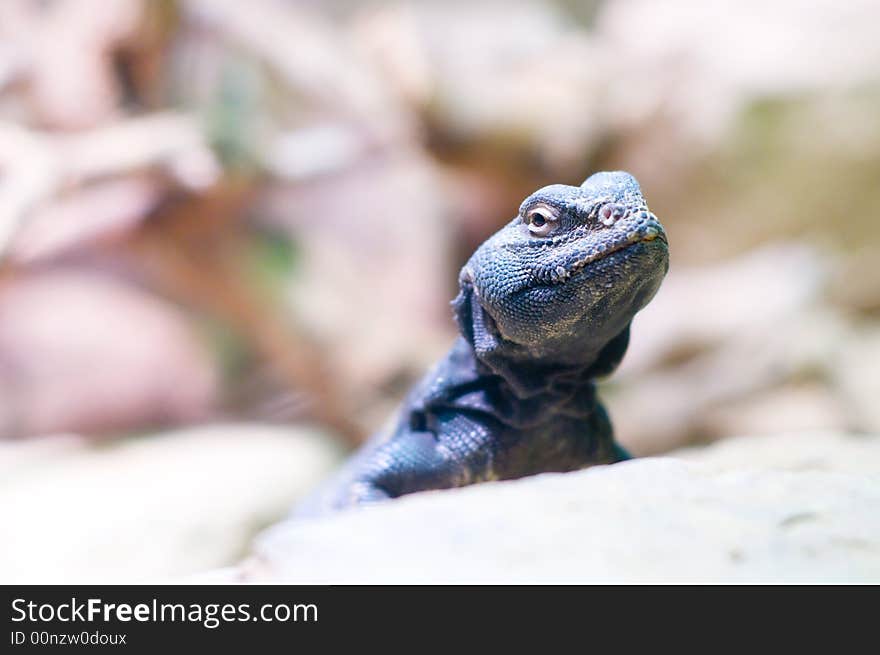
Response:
294,171,669,516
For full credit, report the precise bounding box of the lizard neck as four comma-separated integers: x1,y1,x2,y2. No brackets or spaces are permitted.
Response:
476,354,600,429
452,278,630,399
418,337,600,430
468,316,631,400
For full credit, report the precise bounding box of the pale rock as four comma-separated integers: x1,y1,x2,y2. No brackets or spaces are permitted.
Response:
237,433,880,584
0,424,342,583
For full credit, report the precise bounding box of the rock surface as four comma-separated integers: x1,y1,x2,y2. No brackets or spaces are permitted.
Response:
236,432,880,584
0,424,341,583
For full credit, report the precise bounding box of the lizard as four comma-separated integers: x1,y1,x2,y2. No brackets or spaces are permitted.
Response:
293,170,668,517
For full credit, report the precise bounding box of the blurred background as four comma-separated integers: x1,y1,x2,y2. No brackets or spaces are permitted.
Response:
1,0,878,582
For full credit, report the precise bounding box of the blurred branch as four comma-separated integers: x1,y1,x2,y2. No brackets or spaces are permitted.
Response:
182,0,414,144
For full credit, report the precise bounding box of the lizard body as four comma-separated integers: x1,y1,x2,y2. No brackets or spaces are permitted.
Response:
295,171,668,516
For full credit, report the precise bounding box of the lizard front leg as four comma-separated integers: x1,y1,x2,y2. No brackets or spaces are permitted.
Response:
345,411,498,506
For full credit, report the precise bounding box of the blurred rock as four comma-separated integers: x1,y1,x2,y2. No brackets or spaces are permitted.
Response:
352,0,880,175
598,0,880,141
618,244,826,375
0,122,58,256
0,114,219,259
0,270,218,438
606,244,849,454
675,430,880,474
829,246,880,315
183,0,414,146
236,433,880,583
259,151,454,433
57,113,219,186
0,433,85,478
265,125,367,181
2,0,143,130
0,423,342,583
8,177,161,264
698,385,847,439
835,329,880,434
352,1,608,172
610,312,848,454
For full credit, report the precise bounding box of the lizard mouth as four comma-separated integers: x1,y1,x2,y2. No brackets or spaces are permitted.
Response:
540,224,667,285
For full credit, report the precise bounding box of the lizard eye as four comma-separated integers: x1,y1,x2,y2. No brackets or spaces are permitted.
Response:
523,207,558,236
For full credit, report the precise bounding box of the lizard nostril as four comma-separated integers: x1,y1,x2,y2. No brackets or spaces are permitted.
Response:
599,203,625,227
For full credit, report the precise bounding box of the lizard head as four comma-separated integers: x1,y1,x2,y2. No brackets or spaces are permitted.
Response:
455,171,668,375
